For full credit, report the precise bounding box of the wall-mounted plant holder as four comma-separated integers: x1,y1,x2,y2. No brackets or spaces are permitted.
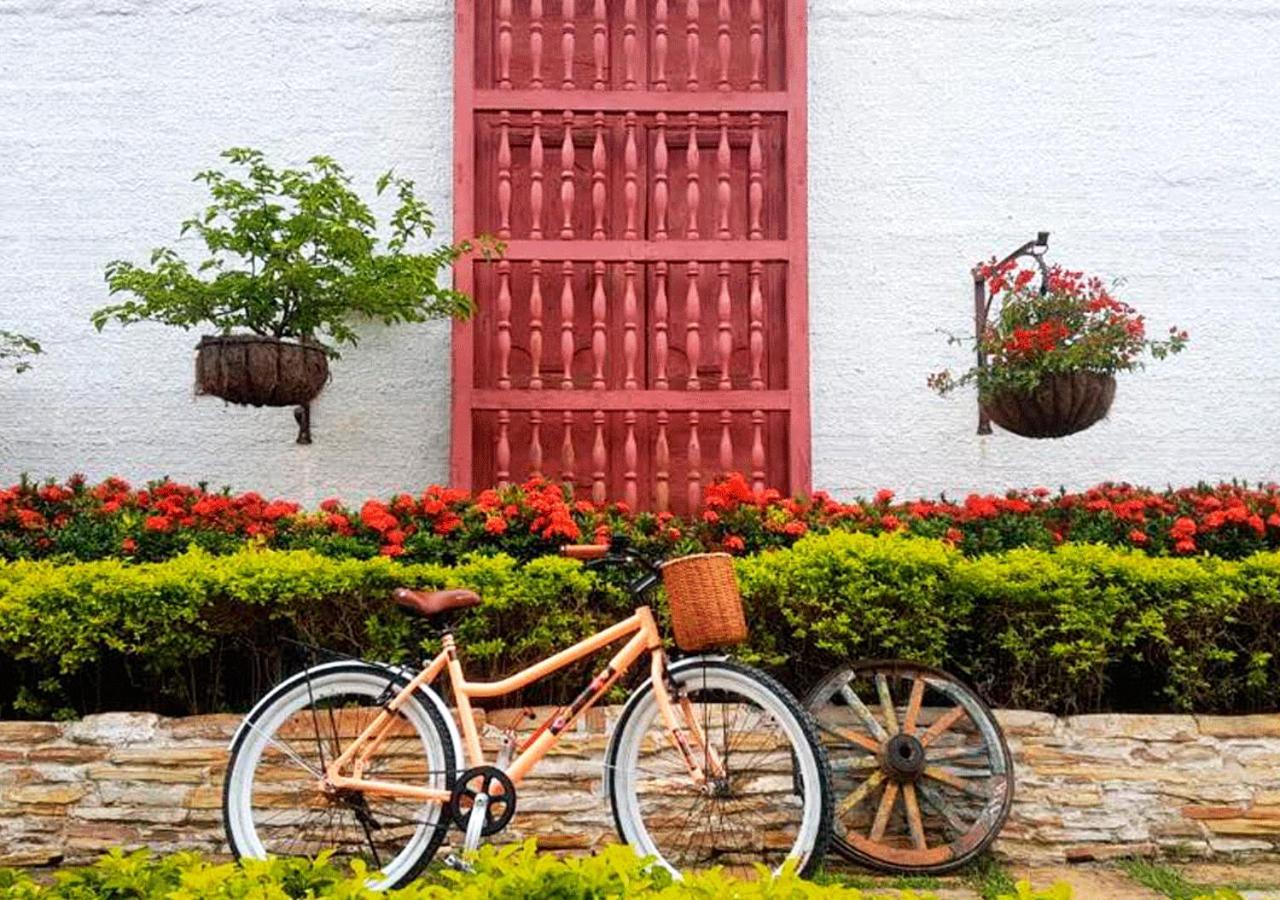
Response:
973,232,1117,439
194,335,327,444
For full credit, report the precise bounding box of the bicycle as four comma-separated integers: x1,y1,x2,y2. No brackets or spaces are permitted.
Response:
222,537,833,890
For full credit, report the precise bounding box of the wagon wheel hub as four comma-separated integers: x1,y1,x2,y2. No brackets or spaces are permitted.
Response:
882,733,926,780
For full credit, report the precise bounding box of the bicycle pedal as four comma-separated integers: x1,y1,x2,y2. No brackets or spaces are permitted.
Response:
443,853,474,874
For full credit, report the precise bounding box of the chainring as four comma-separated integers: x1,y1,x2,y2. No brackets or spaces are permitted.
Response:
449,765,517,837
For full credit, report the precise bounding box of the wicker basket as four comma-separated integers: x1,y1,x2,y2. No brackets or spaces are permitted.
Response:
661,553,748,652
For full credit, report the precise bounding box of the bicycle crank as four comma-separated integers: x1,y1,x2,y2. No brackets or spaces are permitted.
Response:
450,765,517,844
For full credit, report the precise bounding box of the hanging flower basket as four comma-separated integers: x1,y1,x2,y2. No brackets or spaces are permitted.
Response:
980,371,1116,439
195,335,329,408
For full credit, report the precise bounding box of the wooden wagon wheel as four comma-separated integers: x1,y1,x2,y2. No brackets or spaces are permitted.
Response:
804,660,1014,874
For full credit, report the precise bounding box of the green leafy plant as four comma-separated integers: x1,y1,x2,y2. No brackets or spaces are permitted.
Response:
0,328,41,373
929,262,1187,398
91,148,497,357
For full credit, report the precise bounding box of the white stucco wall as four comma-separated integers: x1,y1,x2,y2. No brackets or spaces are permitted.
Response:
1,0,1278,503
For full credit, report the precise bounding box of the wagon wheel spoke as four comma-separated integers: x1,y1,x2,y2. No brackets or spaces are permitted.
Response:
902,783,927,850
839,684,889,743
875,673,899,735
868,779,900,843
902,678,925,735
836,769,884,818
926,745,989,762
924,765,992,799
919,705,967,747
916,781,970,837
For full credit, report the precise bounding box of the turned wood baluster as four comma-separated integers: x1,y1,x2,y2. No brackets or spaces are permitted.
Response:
716,261,731,388
749,0,764,89
623,260,639,509
717,0,731,90
497,410,511,487
749,112,763,239
560,111,575,238
561,0,575,89
561,261,576,485
592,410,607,503
623,112,638,239
685,112,700,238
530,410,544,476
654,261,670,389
592,0,607,90
716,112,731,239
530,0,544,88
687,411,702,510
591,261,607,389
622,0,638,90
749,260,765,491
530,111,545,238
530,260,545,389
654,0,669,91
655,410,670,511
497,0,513,89
497,260,513,389
751,410,765,492
654,113,669,239
685,0,700,90
686,262,701,389
497,111,512,239
720,410,733,473
624,411,638,509
591,111,606,239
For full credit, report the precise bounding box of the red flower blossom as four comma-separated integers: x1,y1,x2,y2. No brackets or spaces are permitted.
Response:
144,515,173,533
724,535,746,552
360,500,398,535
484,516,508,535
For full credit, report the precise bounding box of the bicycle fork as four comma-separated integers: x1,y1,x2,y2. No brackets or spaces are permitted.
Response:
650,651,728,789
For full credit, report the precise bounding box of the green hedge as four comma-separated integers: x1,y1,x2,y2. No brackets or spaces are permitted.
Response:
4,534,1280,717
0,843,1078,899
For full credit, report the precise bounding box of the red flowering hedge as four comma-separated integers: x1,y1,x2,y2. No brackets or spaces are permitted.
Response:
4,473,1280,564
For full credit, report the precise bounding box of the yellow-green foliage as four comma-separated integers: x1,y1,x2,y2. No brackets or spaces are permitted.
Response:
0,844,1079,899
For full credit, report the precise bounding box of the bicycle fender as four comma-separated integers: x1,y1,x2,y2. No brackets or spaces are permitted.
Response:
599,653,729,795
227,660,467,774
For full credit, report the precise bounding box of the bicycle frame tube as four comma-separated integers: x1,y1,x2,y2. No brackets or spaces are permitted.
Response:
324,605,716,800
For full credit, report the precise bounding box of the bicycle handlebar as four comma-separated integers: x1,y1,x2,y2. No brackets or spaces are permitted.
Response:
560,544,609,560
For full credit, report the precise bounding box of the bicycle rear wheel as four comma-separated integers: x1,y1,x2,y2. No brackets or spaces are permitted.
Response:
222,662,456,891
805,660,1013,874
606,658,832,878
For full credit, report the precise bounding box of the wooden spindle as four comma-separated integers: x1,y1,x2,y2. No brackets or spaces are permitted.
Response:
655,411,670,511
716,111,731,239
497,260,513,389
591,261,606,389
529,260,545,388
562,410,576,486
622,0,639,90
591,111,606,239
530,111,545,238
717,0,731,90
685,112,700,238
592,410,606,503
530,0,544,88
497,111,512,239
530,410,544,475
749,0,764,89
654,113,669,239
623,262,639,390
687,411,702,509
719,409,733,472
497,410,511,486
592,0,607,90
716,260,731,388
561,0,575,89
685,261,701,389
497,0,513,89
623,111,638,239
751,410,765,492
654,0,669,91
560,261,575,390
749,261,764,389
560,111,575,238
624,411,638,509
748,112,763,238
654,261,670,389
685,0,700,90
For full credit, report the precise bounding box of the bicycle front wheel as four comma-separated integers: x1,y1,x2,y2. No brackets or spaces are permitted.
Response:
606,658,832,878
222,662,456,891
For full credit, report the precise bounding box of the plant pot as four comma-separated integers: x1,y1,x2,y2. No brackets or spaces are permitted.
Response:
195,335,328,407
981,371,1116,439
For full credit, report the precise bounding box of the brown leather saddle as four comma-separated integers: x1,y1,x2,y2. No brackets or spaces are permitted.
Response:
392,587,482,618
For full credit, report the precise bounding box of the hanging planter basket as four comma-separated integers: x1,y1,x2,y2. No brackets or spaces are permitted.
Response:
195,335,328,408
981,371,1116,439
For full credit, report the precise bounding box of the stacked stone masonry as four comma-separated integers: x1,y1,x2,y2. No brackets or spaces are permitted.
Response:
2,708,1280,867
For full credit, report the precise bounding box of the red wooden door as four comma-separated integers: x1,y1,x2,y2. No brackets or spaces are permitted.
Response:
453,0,808,514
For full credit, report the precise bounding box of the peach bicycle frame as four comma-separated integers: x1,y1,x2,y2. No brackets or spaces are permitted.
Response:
323,605,721,803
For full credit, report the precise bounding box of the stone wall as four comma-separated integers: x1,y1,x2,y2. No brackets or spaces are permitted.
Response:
3,708,1280,868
